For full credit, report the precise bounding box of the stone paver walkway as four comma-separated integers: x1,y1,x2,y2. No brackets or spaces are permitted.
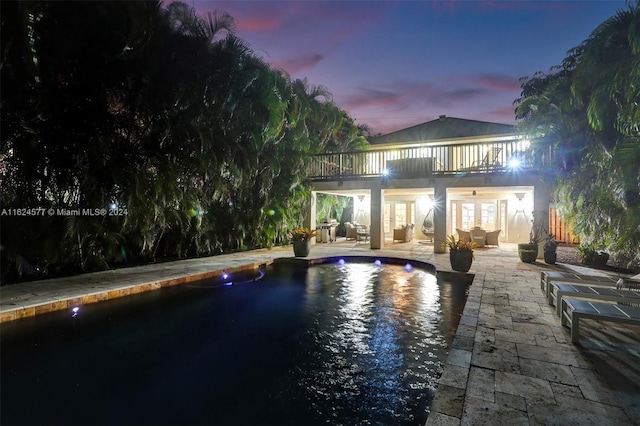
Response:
427,245,640,426
1,241,638,425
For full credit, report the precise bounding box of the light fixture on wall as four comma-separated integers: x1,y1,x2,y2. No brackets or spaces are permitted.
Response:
355,195,366,223
515,192,525,213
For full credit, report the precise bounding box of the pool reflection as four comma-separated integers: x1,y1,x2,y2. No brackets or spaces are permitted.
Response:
1,262,470,426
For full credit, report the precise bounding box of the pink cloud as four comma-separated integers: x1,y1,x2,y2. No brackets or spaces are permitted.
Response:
236,17,280,32
194,1,286,32
277,54,324,75
476,1,578,13
474,73,521,91
491,104,518,123
339,77,520,135
343,88,404,110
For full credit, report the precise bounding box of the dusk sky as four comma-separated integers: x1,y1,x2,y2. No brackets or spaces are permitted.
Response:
194,1,627,135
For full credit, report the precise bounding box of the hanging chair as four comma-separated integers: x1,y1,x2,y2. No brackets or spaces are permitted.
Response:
421,209,434,241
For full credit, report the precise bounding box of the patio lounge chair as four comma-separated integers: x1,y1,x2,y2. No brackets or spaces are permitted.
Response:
561,298,640,343
540,270,620,300
548,282,640,317
461,147,503,171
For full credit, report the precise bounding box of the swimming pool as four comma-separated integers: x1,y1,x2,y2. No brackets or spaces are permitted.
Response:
1,261,471,425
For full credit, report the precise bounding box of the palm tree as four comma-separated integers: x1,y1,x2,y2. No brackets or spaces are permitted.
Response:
515,1,640,269
1,1,371,282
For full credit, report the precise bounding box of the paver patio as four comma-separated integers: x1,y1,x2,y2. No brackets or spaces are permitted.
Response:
1,241,638,425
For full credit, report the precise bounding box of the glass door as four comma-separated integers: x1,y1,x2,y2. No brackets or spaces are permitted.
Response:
461,203,475,230
384,202,412,235
453,201,498,231
498,200,507,241
480,202,496,231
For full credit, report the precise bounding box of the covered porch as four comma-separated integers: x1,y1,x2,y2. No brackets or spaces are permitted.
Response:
308,174,549,253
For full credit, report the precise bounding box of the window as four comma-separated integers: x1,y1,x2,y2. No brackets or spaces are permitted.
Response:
480,203,496,231
462,203,474,230
395,203,407,227
384,203,391,233
450,202,457,234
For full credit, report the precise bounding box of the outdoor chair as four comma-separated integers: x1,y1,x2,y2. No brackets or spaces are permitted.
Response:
485,229,501,246
540,270,623,300
356,225,370,243
470,228,486,248
456,228,471,243
421,228,434,242
393,224,414,243
548,282,640,317
461,147,503,171
561,298,640,343
479,147,503,169
344,222,359,240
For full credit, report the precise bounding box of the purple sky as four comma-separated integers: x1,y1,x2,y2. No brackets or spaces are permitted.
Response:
193,1,627,135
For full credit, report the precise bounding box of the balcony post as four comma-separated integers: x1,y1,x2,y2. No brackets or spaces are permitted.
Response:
370,185,384,249
308,191,317,244
533,181,551,259
433,182,447,253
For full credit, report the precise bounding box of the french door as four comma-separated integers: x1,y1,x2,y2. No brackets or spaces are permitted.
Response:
455,201,498,231
384,202,414,234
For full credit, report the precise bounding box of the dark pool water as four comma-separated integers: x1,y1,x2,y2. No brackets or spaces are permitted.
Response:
0,262,470,426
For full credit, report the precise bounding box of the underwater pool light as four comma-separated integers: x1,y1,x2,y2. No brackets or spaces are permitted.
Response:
404,263,413,272
222,273,229,280
338,258,346,265
374,260,382,267
71,306,80,317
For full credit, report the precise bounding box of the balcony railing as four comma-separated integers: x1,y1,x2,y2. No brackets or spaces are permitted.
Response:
309,139,534,180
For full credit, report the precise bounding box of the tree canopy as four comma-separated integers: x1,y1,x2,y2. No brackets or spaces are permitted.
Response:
515,0,640,269
0,1,368,283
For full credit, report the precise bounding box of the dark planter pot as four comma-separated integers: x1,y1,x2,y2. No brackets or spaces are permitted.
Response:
581,252,609,267
292,240,311,257
544,249,557,265
450,250,473,273
518,243,538,263
593,253,609,267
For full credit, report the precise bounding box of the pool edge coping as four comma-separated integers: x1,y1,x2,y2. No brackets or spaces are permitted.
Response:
1,255,460,323
0,260,273,322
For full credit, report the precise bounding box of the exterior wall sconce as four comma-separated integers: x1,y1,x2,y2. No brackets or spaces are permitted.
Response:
515,192,525,213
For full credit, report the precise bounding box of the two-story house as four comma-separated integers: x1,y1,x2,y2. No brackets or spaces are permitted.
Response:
308,115,551,252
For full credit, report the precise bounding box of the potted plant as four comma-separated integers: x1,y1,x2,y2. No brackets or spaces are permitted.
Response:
289,227,316,257
594,251,610,267
518,212,544,263
543,233,558,264
518,232,541,263
442,235,477,272
577,244,609,267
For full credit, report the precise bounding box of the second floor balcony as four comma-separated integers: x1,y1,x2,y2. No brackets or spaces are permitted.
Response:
309,138,538,181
